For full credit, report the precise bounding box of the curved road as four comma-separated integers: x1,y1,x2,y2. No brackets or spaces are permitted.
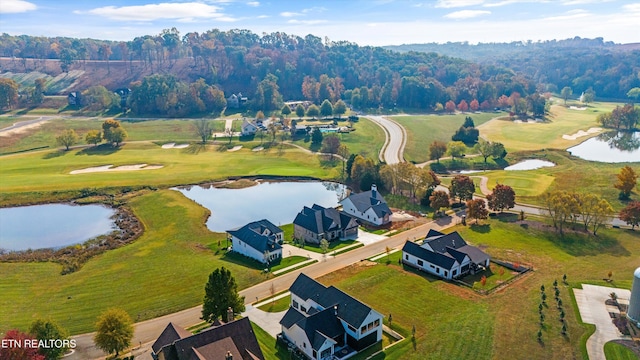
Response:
366,115,406,164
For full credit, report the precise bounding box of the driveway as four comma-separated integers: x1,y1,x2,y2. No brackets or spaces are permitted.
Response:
573,284,631,360
366,115,406,164
242,305,287,338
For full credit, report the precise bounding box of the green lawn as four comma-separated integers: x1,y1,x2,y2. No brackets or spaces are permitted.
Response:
296,239,359,254
251,322,290,360
395,112,500,163
257,295,291,313
0,142,340,204
478,102,620,152
0,190,268,334
221,252,309,273
604,342,639,360
317,218,640,360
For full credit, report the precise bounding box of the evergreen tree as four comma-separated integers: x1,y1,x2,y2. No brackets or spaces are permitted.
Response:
201,267,245,323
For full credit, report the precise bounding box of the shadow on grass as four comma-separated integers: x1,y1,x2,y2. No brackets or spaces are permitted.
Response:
469,223,491,233
400,263,440,283
42,150,67,159
183,143,205,154
221,251,282,270
546,231,630,257
76,144,120,156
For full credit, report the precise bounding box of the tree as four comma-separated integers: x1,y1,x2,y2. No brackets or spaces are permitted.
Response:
446,141,467,161
475,139,494,163
281,104,291,118
429,190,450,214
614,166,638,199
333,100,347,118
110,127,127,146
295,104,305,119
627,87,640,103
321,133,341,158
320,99,333,119
350,155,376,190
337,145,349,180
0,78,19,110
582,88,595,105
0,329,45,360
94,308,133,357
445,100,456,113
320,239,329,254
541,191,577,234
311,127,323,145
30,319,70,360
98,44,112,74
470,99,480,112
620,201,640,229
429,141,447,163
490,142,507,159
85,130,102,146
56,129,79,151
487,184,516,212
457,100,468,112
32,78,46,105
573,193,613,235
202,267,245,323
82,85,118,111
450,175,475,203
467,199,488,224
560,86,572,105
306,104,320,119
102,119,125,145
194,119,212,144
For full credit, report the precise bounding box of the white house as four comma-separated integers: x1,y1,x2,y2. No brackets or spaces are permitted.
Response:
402,229,490,280
280,273,383,360
241,119,259,136
227,219,283,264
339,184,391,226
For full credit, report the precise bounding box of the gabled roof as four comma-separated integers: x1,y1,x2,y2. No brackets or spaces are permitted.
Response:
456,245,490,265
280,307,343,351
293,204,357,235
241,119,257,130
424,231,468,253
227,219,282,253
340,185,391,218
155,317,264,360
288,273,376,328
152,322,192,354
402,241,457,270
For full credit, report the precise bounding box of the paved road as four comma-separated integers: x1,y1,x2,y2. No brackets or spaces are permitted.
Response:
68,212,465,359
366,115,406,164
0,116,57,135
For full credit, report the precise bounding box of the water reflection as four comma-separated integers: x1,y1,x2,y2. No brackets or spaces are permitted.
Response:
568,131,640,163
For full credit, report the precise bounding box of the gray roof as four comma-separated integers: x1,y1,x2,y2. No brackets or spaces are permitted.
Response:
152,322,192,354
293,204,358,236
402,241,457,270
227,219,282,253
424,230,489,265
341,186,391,218
280,307,344,351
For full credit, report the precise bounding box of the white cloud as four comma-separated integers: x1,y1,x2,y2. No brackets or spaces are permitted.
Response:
280,11,301,18
436,0,485,8
78,2,230,22
623,3,640,12
257,15,269,19
542,9,590,21
561,0,613,5
444,10,491,19
0,0,37,13
247,1,260,7
287,19,328,25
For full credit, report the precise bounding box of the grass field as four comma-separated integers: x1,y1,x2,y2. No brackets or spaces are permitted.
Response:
478,102,620,152
315,219,640,360
395,111,500,163
604,342,639,360
0,190,269,334
257,295,291,312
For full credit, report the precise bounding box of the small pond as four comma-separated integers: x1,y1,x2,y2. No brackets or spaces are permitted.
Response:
504,159,556,171
0,204,117,251
567,131,640,163
175,181,347,232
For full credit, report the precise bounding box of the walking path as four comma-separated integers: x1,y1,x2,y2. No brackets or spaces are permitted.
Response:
366,115,406,164
573,284,631,360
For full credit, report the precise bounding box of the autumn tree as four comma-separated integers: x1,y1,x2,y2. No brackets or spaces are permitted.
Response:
457,100,469,112
541,191,578,235
82,85,118,111
202,267,245,323
94,308,133,357
350,155,377,191
429,141,447,163
560,86,572,105
445,100,456,113
0,329,45,360
475,139,494,163
110,127,127,146
450,175,475,204
470,99,480,112
0,78,19,110
85,130,102,146
620,201,640,229
102,119,126,146
487,184,516,212
573,193,613,235
429,190,450,214
447,141,467,161
56,129,79,150
30,319,70,360
467,198,489,224
194,119,212,144
615,166,638,199
32,78,46,105
321,133,341,158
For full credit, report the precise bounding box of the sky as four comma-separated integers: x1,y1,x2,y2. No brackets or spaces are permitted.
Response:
1,0,639,46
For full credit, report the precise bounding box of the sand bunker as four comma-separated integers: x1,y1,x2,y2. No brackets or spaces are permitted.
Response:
513,120,538,124
70,164,164,174
0,119,50,137
569,106,587,110
562,127,602,141
161,143,189,149
252,146,264,152
228,146,243,152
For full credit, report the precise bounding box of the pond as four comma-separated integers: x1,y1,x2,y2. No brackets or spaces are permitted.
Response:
567,131,640,163
0,204,116,251
175,181,347,232
504,159,556,171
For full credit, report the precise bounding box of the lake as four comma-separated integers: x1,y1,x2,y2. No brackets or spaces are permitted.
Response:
504,159,556,171
0,204,116,251
567,131,640,163
175,181,346,232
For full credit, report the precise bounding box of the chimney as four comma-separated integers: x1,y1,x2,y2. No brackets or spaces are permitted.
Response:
227,307,234,323
371,184,377,197
225,351,233,360
334,305,338,316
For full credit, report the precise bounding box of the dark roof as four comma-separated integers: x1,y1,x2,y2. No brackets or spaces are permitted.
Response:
281,307,343,351
341,185,391,217
424,231,468,253
456,245,490,265
157,317,265,360
402,241,457,270
281,307,306,329
293,204,357,235
289,273,375,328
152,322,192,354
227,219,282,253
425,229,444,239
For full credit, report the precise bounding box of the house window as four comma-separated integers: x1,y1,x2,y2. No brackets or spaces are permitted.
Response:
300,306,307,313
292,300,299,309
313,350,317,359
347,324,356,332
453,269,457,276
361,325,367,333
374,319,380,327
405,254,409,260
436,268,440,274
303,342,306,348
444,271,448,277
417,260,423,266
430,264,435,269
